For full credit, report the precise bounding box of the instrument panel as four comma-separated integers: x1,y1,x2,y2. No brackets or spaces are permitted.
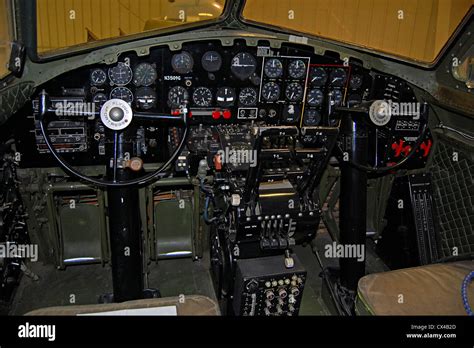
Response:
15,38,432,171
76,40,370,127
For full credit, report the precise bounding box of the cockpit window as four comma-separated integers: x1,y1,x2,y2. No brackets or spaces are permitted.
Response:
0,0,13,78
242,0,473,64
36,0,226,55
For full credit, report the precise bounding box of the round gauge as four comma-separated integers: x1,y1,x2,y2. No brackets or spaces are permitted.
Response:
288,59,307,79
135,87,157,110
306,88,324,106
108,62,133,86
90,68,107,86
350,75,363,89
92,93,108,109
193,87,213,107
309,67,327,87
231,52,257,80
329,68,348,87
262,82,281,102
264,58,283,78
285,82,304,102
168,86,189,108
110,87,133,103
133,62,157,87
303,109,321,126
239,87,258,106
171,52,194,74
330,89,343,106
201,51,222,72
216,87,236,107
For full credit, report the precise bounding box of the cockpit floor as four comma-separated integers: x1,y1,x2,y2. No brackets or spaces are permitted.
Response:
8,245,329,315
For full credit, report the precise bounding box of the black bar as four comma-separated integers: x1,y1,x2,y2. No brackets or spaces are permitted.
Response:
339,114,368,291
106,132,144,302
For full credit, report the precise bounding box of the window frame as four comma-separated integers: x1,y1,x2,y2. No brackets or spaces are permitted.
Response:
238,0,474,68
26,0,232,62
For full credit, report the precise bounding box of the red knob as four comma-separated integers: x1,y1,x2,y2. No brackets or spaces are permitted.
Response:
223,110,232,119
212,111,221,120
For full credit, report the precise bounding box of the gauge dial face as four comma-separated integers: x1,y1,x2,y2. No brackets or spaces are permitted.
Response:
262,82,281,102
168,86,189,108
330,89,343,106
216,87,236,107
303,109,321,126
329,68,348,87
288,59,307,79
135,87,157,110
110,87,133,103
108,62,133,86
92,93,108,109
285,82,304,102
350,75,363,89
201,51,222,72
193,87,213,107
231,52,257,80
309,67,327,86
239,87,257,106
133,62,157,86
264,58,283,78
90,68,107,86
306,88,324,106
171,52,194,74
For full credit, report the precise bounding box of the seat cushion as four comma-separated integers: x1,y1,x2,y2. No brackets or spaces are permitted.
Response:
25,295,220,316
357,261,474,315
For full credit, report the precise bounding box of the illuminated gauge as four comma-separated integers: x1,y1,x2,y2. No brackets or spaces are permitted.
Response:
231,52,257,80
110,87,133,104
216,87,236,107
330,89,343,106
285,82,304,102
168,86,189,108
264,58,283,78
306,88,324,106
193,87,213,107
261,82,281,102
288,59,307,79
350,75,363,89
92,93,108,109
239,87,258,106
201,51,222,72
309,67,327,87
108,62,133,86
90,68,107,86
171,51,194,74
329,68,347,87
303,109,321,126
133,62,157,87
135,87,157,110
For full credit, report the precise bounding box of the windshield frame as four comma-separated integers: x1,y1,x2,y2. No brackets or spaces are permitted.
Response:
25,0,232,62
238,0,474,69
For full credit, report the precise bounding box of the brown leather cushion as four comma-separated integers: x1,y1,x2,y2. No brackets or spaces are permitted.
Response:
25,295,220,316
357,261,474,315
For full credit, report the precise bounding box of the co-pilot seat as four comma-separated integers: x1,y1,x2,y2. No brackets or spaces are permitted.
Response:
356,261,474,315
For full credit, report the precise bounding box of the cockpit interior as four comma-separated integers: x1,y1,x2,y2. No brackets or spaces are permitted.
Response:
0,0,473,327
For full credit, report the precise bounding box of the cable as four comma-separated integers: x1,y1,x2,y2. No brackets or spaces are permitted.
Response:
462,271,474,316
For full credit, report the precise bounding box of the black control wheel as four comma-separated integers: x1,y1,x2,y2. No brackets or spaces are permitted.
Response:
38,90,188,187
